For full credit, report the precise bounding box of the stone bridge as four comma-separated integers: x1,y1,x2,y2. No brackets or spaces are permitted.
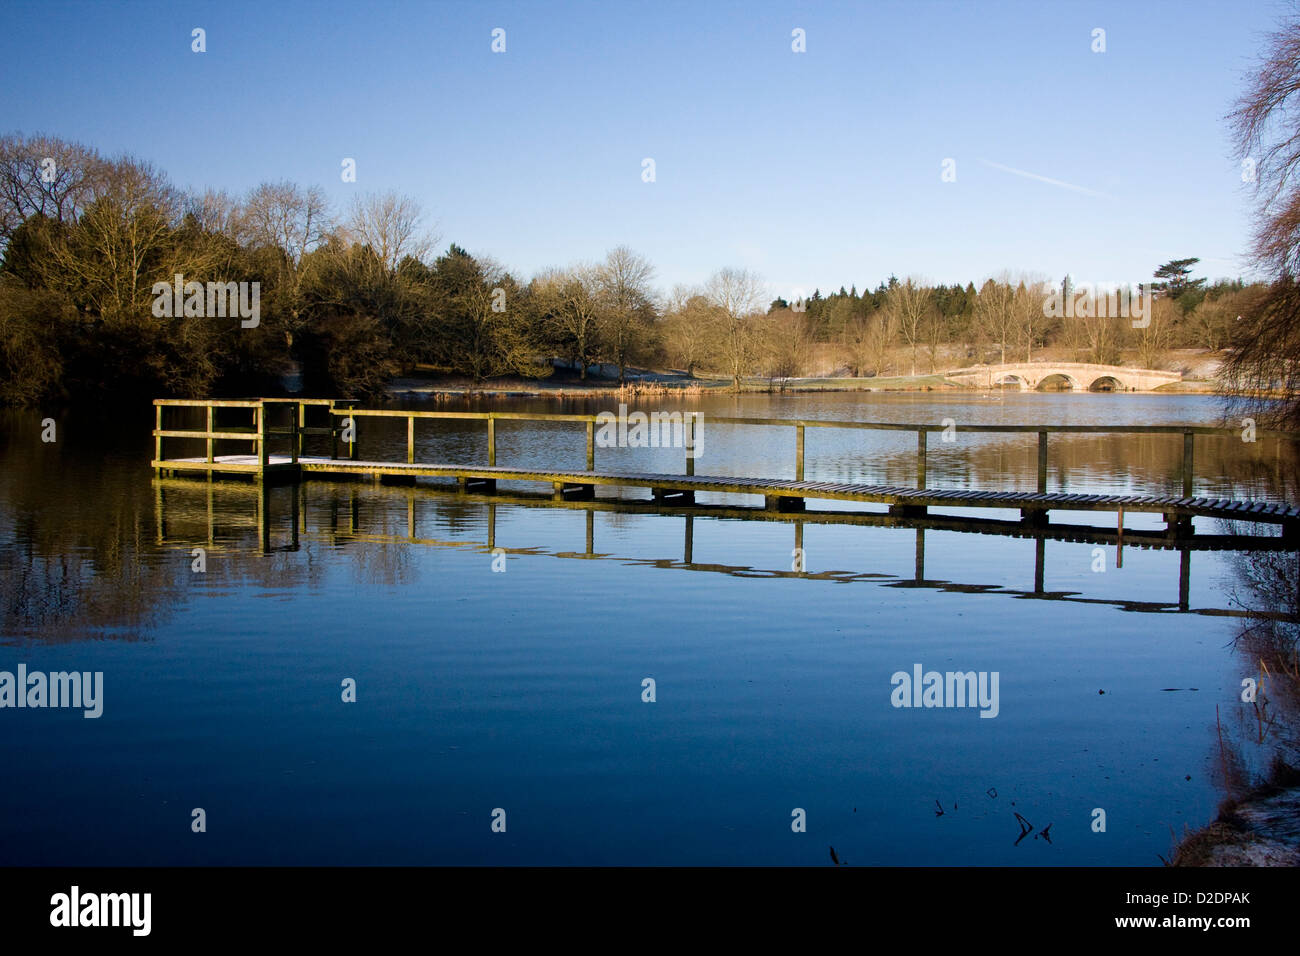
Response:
943,362,1182,392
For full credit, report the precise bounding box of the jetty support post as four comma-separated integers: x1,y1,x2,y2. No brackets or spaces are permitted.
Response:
1019,507,1047,527
1283,518,1300,548
555,481,594,501
765,493,804,513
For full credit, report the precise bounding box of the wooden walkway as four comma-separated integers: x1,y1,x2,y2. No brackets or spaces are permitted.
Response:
151,398,1300,540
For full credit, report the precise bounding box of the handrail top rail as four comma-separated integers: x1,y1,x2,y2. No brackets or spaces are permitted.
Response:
154,399,262,408
151,398,1300,440
154,398,354,407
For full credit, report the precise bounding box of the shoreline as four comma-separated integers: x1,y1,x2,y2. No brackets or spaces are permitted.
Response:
386,374,1222,400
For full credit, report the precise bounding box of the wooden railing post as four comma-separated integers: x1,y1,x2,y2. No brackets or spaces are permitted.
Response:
796,424,805,481
916,429,927,489
289,403,299,465
297,402,305,458
488,415,496,466
330,403,338,460
686,415,696,476
407,415,415,464
1183,431,1194,498
1037,430,1048,494
154,403,162,472
206,404,214,463
586,419,594,471
256,403,268,476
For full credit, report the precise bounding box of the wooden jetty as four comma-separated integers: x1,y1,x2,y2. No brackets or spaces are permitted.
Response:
151,398,1300,541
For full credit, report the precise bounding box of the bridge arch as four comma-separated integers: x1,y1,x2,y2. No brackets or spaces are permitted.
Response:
1035,373,1079,392
1088,375,1127,392
993,373,1030,390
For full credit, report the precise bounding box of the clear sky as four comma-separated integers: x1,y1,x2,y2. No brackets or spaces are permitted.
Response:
0,0,1288,300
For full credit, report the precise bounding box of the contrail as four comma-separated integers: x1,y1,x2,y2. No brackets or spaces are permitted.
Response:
978,159,1112,199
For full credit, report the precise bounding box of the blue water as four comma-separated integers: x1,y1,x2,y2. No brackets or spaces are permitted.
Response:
0,393,1292,865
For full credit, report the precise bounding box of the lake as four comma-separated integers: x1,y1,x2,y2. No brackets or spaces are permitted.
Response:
1,390,1295,865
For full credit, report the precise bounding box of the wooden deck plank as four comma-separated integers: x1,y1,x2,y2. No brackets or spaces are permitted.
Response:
154,454,1297,525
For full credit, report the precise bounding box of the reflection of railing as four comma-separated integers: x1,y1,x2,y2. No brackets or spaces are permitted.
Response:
150,399,1300,537
149,478,1298,620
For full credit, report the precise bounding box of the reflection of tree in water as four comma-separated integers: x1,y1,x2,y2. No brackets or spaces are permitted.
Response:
0,410,327,643
1,411,171,643
1173,528,1300,865
1220,541,1300,782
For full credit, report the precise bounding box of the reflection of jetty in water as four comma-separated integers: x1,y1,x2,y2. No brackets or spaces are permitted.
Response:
152,479,1300,622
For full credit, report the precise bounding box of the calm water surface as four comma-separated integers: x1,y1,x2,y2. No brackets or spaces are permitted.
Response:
1,392,1295,865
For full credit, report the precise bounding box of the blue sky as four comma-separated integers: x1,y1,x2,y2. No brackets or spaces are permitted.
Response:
0,0,1288,299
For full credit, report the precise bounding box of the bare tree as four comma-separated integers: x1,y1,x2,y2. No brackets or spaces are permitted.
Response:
761,307,816,383
1012,278,1049,362
183,188,242,237
661,284,722,377
0,133,112,248
974,277,1016,364
704,266,766,389
867,310,898,376
594,245,656,383
841,313,874,377
1134,297,1174,369
921,308,945,372
532,265,602,379
46,157,179,325
240,181,331,345
344,191,436,272
887,277,933,376
1191,286,1265,352
1224,13,1300,425
241,180,331,266
1231,15,1300,276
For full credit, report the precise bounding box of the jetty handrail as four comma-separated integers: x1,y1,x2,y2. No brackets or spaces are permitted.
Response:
152,398,364,468
153,398,1300,498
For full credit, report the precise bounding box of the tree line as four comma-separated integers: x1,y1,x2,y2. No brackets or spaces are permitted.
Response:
0,133,1264,407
